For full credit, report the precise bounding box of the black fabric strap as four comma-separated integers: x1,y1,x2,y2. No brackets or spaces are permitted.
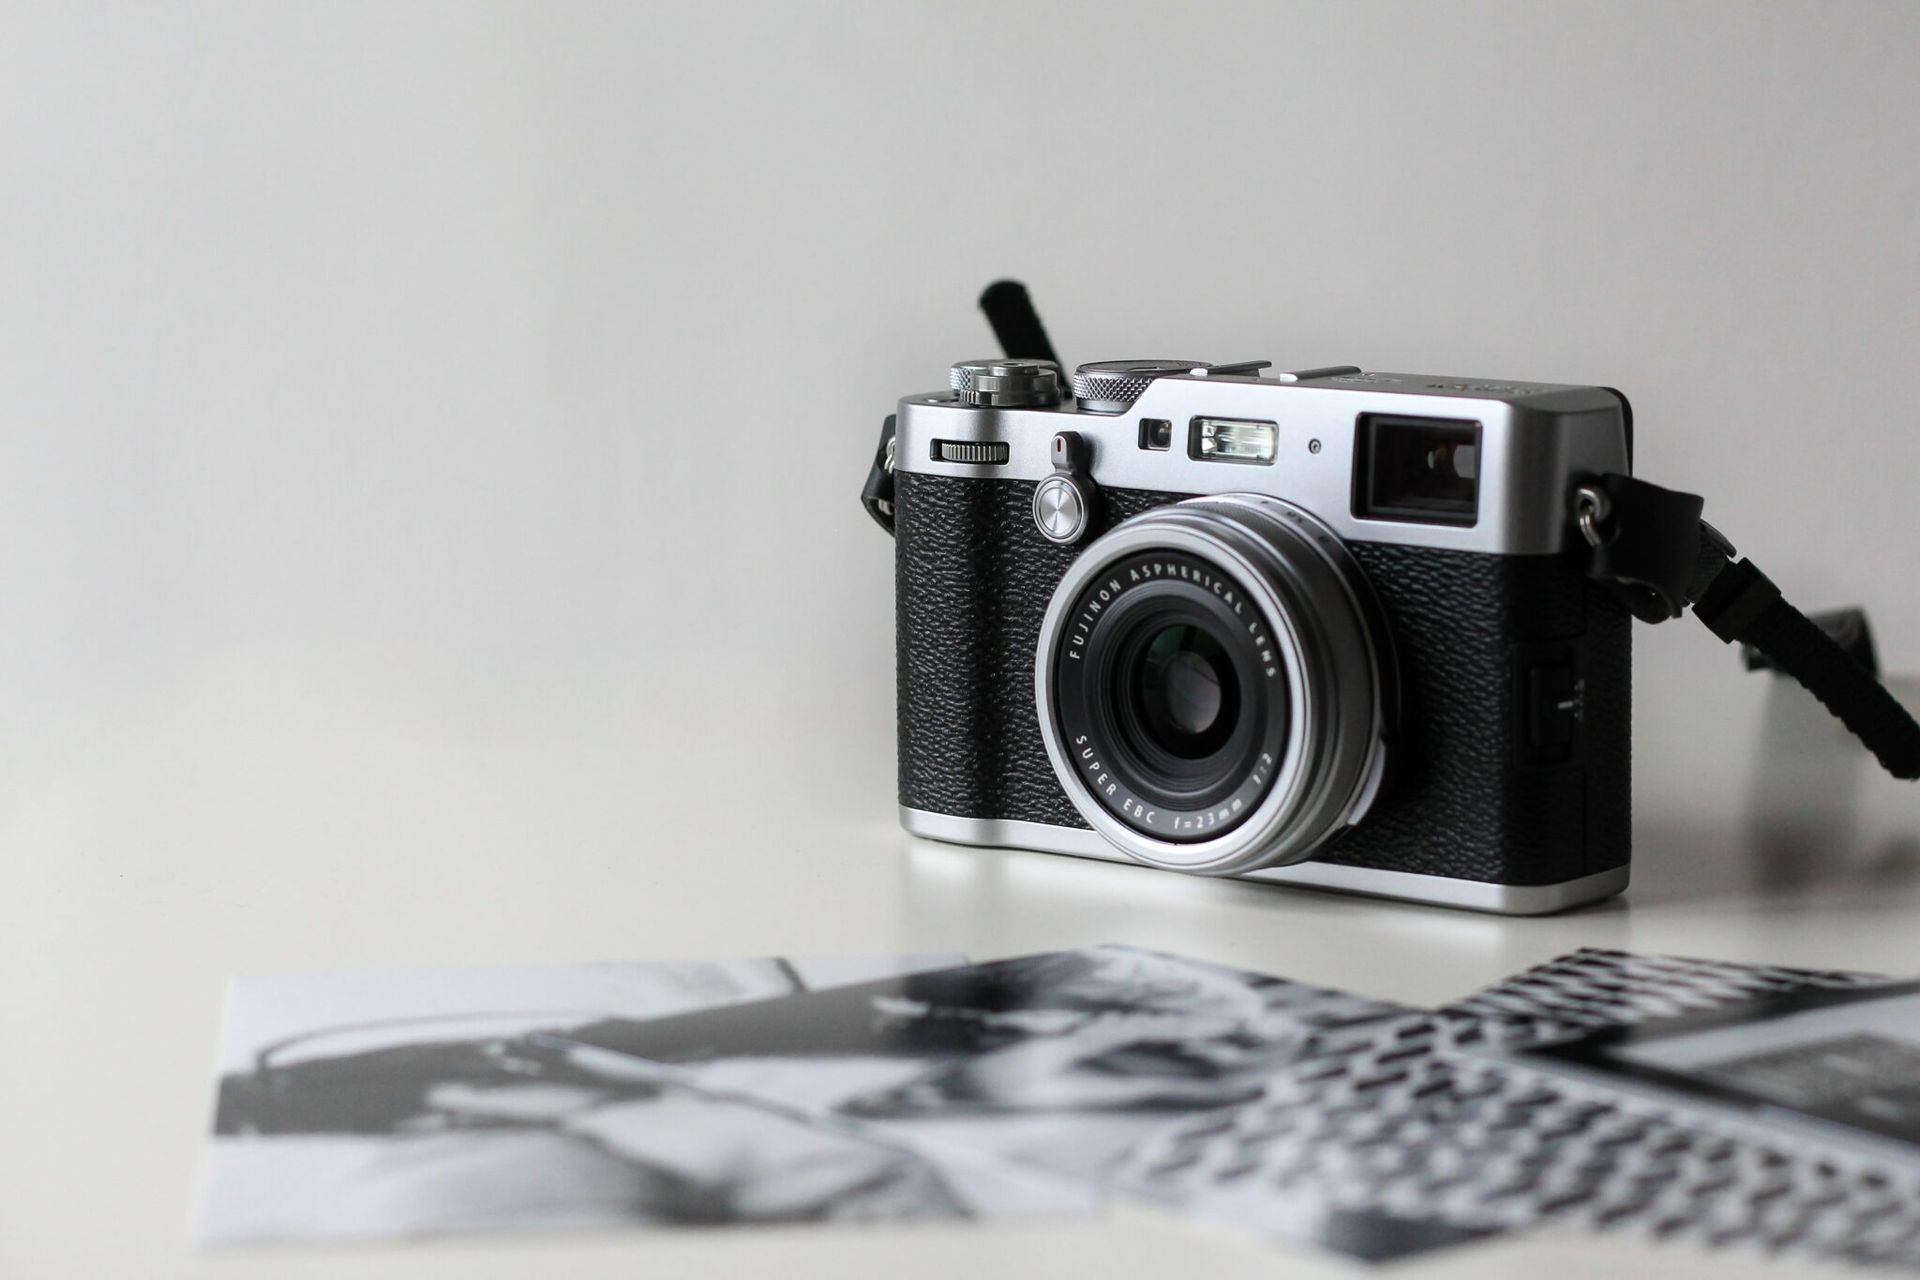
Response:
978,280,1058,364
1586,475,1920,781
860,414,898,534
1693,556,1920,779
1742,608,1877,674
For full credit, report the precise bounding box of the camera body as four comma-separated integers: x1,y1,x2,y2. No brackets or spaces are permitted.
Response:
890,357,1635,913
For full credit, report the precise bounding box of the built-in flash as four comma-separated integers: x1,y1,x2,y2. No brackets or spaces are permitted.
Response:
1193,418,1278,464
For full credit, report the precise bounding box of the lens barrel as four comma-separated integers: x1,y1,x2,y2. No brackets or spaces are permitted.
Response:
1035,495,1392,876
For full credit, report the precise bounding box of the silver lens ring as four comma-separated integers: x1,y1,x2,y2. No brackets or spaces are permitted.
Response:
1034,494,1392,876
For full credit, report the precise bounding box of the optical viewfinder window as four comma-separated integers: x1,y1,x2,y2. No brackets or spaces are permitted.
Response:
1353,414,1481,526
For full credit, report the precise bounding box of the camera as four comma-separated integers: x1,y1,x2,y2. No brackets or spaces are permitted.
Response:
885,355,1635,914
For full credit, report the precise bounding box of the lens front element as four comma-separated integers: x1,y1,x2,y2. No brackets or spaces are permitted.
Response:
1136,624,1235,752
1035,495,1392,876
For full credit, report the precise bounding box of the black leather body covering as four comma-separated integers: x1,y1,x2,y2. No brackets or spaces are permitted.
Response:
894,471,1631,886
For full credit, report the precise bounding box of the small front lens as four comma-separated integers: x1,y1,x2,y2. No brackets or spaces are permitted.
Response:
1139,418,1175,451
1134,625,1238,757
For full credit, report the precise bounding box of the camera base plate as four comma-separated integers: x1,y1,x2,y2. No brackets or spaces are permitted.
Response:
899,807,1630,916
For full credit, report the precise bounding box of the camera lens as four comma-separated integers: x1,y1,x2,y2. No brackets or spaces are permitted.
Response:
1047,550,1288,840
1131,624,1237,756
1035,495,1393,876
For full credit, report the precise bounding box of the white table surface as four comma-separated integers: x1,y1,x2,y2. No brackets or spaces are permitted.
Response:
6,624,1920,1278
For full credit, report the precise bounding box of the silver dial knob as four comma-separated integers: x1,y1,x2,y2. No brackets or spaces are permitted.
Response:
1070,358,1273,414
1070,359,1205,414
949,358,1062,407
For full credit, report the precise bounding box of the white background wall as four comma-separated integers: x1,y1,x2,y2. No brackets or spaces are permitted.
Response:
4,1,1918,760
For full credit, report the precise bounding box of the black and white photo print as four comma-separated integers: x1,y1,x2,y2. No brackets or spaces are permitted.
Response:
557,944,1497,1262
1122,949,1920,1269
197,953,1088,1245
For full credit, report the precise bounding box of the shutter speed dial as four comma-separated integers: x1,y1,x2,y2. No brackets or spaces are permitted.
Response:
1070,359,1275,414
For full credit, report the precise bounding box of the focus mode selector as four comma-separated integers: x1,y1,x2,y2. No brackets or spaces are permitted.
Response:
1070,359,1274,414
1528,663,1581,759
1033,431,1096,544
949,358,1062,407
1514,648,1585,767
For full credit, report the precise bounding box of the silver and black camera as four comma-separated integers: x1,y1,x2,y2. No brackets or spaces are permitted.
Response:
878,353,1636,914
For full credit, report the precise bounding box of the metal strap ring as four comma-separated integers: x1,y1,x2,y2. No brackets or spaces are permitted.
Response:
1574,485,1611,548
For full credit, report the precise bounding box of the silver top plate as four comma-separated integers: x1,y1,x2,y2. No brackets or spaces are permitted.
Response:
895,369,1630,556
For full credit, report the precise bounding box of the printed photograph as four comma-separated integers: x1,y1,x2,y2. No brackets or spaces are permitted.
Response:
1128,949,1920,1270
1442,950,1920,1266
555,943,1495,1262
197,953,1090,1246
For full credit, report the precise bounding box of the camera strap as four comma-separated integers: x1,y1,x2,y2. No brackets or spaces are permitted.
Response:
1577,473,1920,780
860,414,898,534
978,280,1059,365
